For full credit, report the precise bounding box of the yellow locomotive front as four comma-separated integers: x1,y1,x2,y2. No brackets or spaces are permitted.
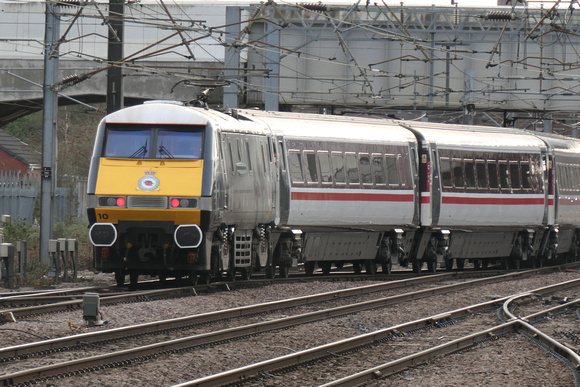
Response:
87,102,212,286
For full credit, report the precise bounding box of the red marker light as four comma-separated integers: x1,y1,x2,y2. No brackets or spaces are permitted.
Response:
171,198,180,208
116,197,125,207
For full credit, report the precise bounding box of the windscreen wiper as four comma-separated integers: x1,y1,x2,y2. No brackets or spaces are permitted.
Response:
129,140,148,158
159,145,174,159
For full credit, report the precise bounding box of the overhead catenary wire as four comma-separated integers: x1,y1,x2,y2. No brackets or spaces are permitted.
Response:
3,0,580,125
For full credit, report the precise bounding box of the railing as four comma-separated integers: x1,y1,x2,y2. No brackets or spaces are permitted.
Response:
0,171,88,224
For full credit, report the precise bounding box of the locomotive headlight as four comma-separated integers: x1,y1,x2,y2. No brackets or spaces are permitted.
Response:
89,223,117,246
174,224,203,248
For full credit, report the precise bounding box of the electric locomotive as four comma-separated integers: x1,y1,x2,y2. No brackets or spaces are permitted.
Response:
87,101,278,285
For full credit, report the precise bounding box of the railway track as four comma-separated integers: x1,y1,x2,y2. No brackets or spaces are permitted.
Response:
169,277,580,386
1,266,579,386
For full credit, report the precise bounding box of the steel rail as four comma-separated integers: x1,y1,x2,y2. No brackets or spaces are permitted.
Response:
0,286,200,318
0,263,572,317
173,277,580,387
0,286,113,301
502,293,580,370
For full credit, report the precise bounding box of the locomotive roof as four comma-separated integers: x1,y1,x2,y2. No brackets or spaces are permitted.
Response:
236,109,416,144
103,102,270,135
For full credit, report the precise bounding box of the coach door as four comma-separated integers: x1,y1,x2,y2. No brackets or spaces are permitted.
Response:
544,151,555,225
219,133,230,216
429,145,442,227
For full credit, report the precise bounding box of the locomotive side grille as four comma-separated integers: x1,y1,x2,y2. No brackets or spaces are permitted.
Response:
127,196,168,209
234,230,252,266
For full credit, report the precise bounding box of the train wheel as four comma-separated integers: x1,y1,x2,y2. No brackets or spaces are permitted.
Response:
321,262,332,275
473,259,481,270
187,270,198,285
365,260,377,275
412,260,422,273
115,270,125,287
482,260,489,269
353,262,362,274
381,260,392,275
502,257,510,269
456,259,465,271
305,261,316,276
199,272,211,284
241,267,252,281
265,265,275,279
129,272,139,285
226,268,236,282
279,265,290,278
445,258,453,271
427,261,437,273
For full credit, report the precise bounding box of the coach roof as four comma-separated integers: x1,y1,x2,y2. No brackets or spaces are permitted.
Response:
236,109,417,144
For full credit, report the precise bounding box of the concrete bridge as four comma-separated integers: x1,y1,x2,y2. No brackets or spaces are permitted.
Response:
0,58,224,126
2,1,580,133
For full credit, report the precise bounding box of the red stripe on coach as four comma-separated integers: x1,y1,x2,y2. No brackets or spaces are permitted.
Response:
291,192,414,202
441,196,545,205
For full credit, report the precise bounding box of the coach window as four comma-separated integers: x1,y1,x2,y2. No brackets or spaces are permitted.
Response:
440,157,452,188
236,138,243,164
372,154,386,186
360,153,372,186
227,139,235,172
499,161,510,189
564,165,572,191
332,152,346,184
569,165,576,191
465,159,476,188
288,150,304,185
510,162,521,189
346,152,360,185
304,151,318,185
260,143,267,173
488,161,499,189
245,141,253,172
318,151,332,184
278,141,286,172
452,158,464,188
521,162,532,189
386,154,399,187
476,160,488,189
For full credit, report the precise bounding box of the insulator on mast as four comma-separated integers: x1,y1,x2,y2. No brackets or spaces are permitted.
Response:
485,11,515,21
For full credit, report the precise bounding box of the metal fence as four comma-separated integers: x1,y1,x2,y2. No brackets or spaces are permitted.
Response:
0,171,87,225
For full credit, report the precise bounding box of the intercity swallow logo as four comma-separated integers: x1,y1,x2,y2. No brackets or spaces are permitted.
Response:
137,169,160,191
